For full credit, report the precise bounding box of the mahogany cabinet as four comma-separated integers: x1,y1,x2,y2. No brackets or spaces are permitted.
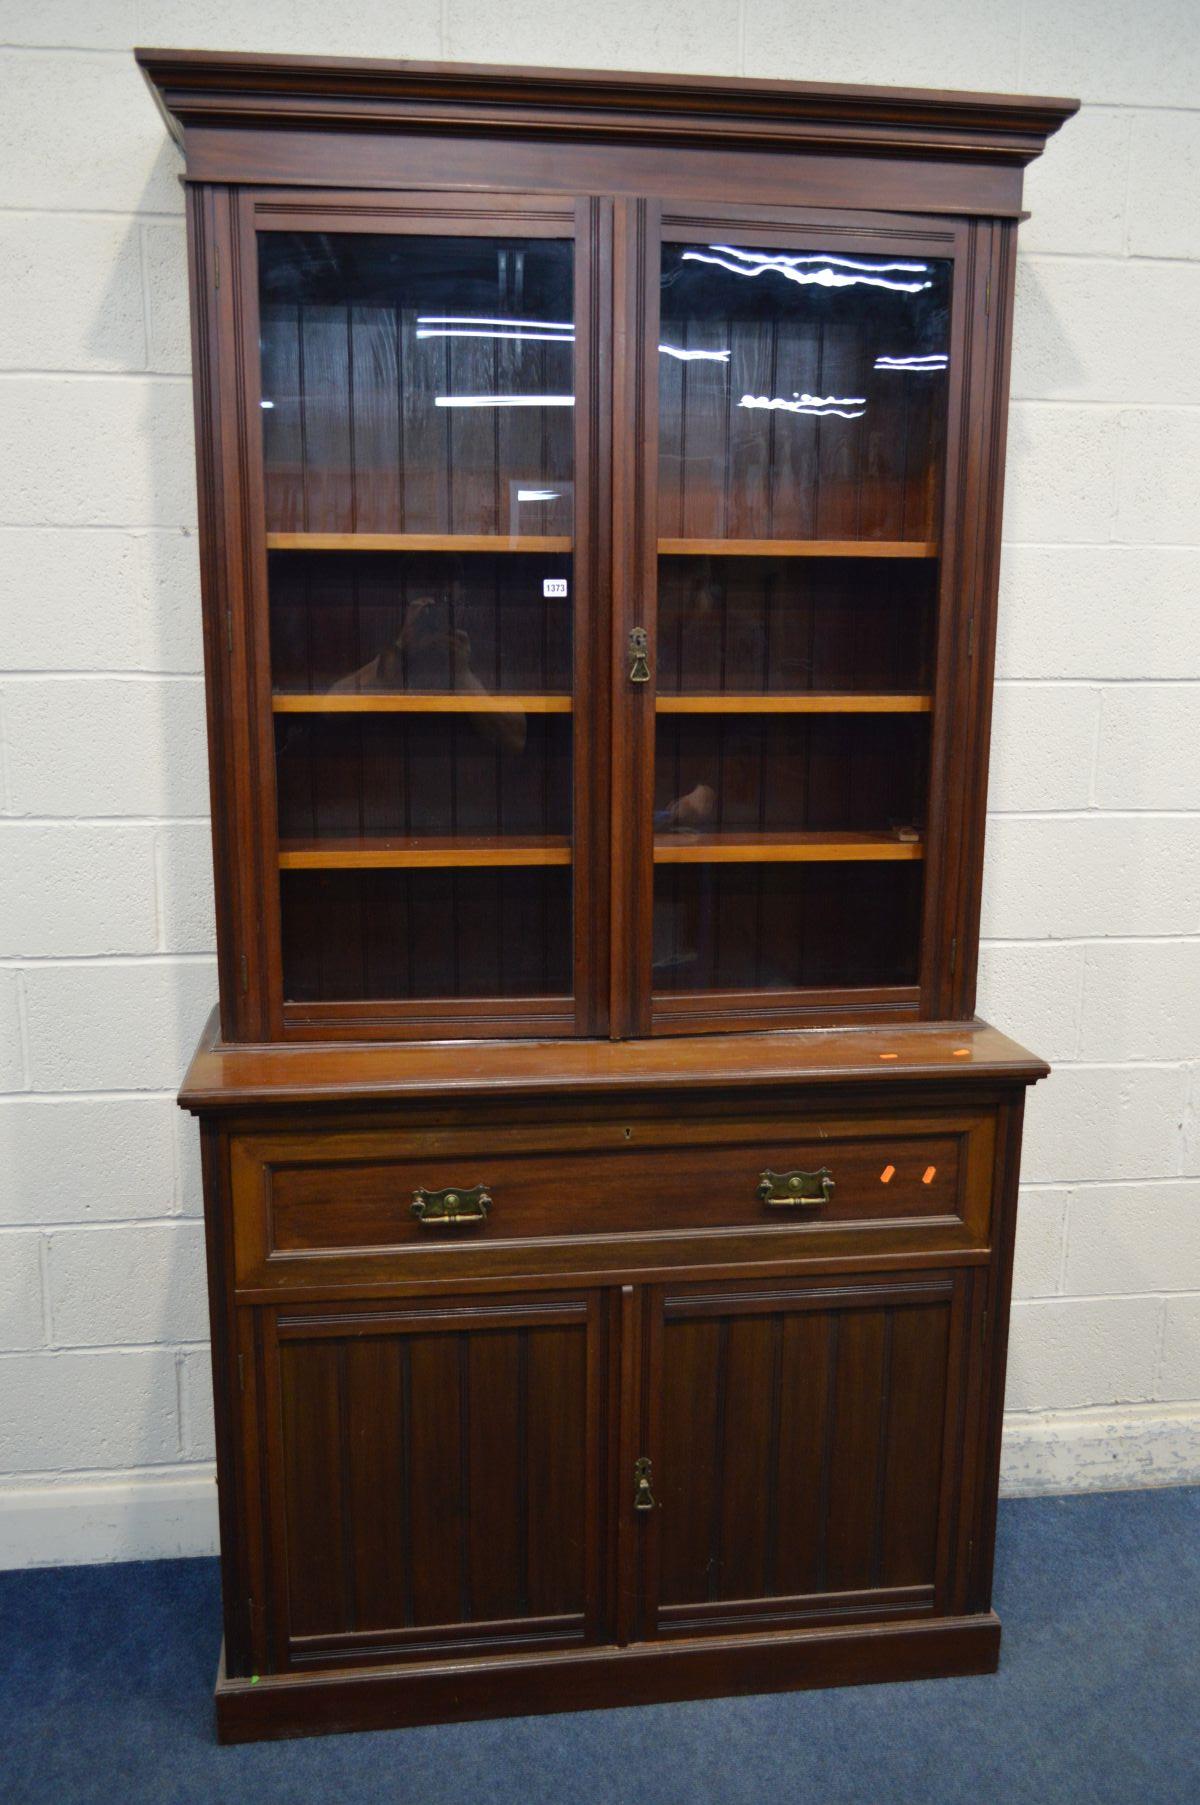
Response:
139,48,1075,1741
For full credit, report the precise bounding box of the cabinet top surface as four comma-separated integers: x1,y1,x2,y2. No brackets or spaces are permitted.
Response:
180,1013,1048,1112
136,47,1077,162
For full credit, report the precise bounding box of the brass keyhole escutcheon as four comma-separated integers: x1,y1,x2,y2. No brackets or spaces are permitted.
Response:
628,627,651,683
634,1456,655,1512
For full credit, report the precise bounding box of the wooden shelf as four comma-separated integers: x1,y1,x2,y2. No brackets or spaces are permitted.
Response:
657,539,938,559
279,836,572,871
654,832,924,865
273,692,572,715
267,532,572,554
655,693,931,715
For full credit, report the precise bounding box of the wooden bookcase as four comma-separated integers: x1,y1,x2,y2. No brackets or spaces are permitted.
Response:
138,48,1075,1742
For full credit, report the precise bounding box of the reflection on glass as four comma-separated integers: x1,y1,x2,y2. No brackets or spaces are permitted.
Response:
653,241,948,998
738,392,865,418
259,232,576,1007
655,716,928,838
659,242,950,543
652,863,923,992
282,869,572,1002
656,557,934,696
270,553,571,697
259,233,575,537
275,713,572,842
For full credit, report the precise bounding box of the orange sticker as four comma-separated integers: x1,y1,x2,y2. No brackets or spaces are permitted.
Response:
922,1165,937,1185
880,1165,896,1184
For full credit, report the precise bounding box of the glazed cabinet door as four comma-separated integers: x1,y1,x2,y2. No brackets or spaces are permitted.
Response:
635,1270,973,1640
257,1289,608,1671
613,201,982,1035
211,187,611,1041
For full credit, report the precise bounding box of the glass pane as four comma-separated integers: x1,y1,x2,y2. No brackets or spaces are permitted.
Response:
258,232,576,1007
269,552,572,696
276,714,572,840
653,238,949,996
653,864,923,992
658,241,950,545
282,869,572,1002
657,556,934,696
655,716,928,836
260,233,574,536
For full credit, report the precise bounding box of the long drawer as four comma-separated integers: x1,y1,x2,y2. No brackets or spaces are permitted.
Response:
229,1106,998,1292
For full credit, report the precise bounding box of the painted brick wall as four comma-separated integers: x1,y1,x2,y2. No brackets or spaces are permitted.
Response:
1,0,1197,1564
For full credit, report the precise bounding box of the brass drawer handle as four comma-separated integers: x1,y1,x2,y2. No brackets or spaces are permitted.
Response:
411,1183,492,1226
757,1167,835,1209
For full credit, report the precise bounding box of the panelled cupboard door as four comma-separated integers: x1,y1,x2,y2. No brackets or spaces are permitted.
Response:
259,1290,608,1671
231,189,611,1041
617,201,976,1037
637,1271,972,1639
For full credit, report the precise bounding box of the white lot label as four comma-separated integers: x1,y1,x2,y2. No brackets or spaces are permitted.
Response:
543,578,569,598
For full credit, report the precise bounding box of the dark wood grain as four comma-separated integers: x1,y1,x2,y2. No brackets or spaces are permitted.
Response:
227,1106,991,1301
213,1612,1001,1741
196,1053,1038,1735
147,49,1064,1742
264,1290,601,1659
136,48,1078,170
181,1011,1048,1109
646,1272,962,1628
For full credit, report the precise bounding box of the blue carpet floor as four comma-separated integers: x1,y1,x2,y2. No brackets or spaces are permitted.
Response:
2,1486,1197,1804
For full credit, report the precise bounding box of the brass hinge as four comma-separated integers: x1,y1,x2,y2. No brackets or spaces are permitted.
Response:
981,1304,989,1347
984,276,991,316
225,608,234,655
967,614,976,659
949,935,958,980
240,952,249,994
237,1352,245,1392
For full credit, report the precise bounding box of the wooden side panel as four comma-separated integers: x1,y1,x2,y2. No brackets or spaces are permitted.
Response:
646,1272,964,1634
265,1293,604,1665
